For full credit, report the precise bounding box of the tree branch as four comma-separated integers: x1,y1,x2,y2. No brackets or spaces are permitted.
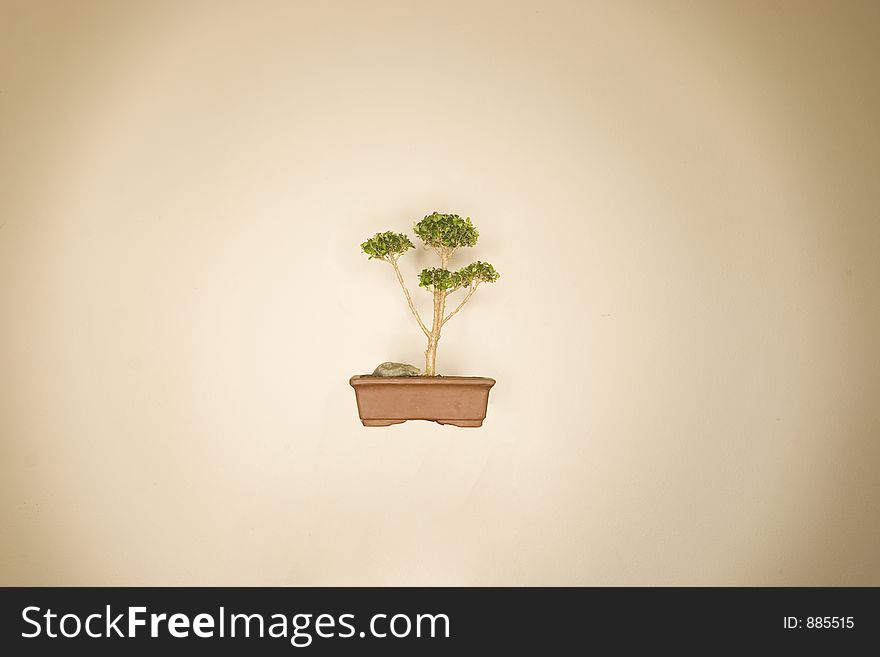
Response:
442,283,479,325
387,255,430,337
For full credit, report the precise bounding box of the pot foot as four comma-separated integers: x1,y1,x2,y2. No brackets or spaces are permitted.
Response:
360,418,485,427
361,419,406,427
435,419,483,427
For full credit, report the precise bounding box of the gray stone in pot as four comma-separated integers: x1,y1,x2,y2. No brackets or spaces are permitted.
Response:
371,362,421,377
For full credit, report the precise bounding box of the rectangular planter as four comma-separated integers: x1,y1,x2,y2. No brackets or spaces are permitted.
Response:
349,376,496,427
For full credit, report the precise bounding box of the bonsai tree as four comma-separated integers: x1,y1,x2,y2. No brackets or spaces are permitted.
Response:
361,212,500,376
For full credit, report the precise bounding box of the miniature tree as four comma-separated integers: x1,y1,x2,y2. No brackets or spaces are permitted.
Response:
360,212,500,376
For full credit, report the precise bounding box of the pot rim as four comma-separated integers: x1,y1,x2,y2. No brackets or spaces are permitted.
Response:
350,375,495,387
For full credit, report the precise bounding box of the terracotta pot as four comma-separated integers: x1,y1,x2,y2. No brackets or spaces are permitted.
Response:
349,376,496,427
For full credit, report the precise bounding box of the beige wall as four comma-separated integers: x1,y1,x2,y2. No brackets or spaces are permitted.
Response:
1,0,878,585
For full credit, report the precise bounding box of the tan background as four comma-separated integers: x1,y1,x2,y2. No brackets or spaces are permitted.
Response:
1,0,878,585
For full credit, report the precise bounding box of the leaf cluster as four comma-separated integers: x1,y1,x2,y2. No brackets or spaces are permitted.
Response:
456,261,500,286
418,261,500,290
413,212,479,249
360,231,414,260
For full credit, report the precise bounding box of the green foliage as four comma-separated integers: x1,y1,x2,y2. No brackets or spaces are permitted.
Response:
455,261,500,286
418,261,500,290
360,231,414,259
361,215,498,297
414,212,479,249
418,267,459,291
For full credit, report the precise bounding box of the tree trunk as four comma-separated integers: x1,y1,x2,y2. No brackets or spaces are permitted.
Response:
424,251,449,376
424,336,438,377
424,288,447,376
